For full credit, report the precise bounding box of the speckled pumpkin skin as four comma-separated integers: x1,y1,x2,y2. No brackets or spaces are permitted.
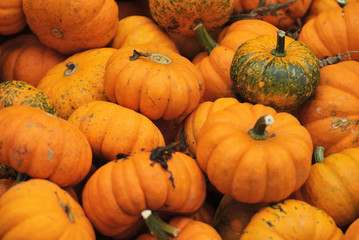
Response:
230,34,320,111
0,80,57,115
149,0,234,36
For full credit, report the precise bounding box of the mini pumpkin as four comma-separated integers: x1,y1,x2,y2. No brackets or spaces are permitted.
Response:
0,80,57,115
230,30,320,111
149,0,234,36
345,217,359,239
37,47,116,119
240,199,344,239
82,147,206,238
196,102,313,203
22,0,119,55
0,178,95,239
0,105,92,187
0,0,26,35
110,15,178,53
294,147,359,227
299,60,359,156
0,34,66,87
299,2,359,61
104,44,205,120
68,100,165,162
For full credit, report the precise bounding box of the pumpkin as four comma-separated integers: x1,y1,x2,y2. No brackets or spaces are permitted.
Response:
149,0,234,36
22,0,119,55
37,47,116,119
230,30,320,111
303,0,359,22
104,44,205,121
67,100,165,162
0,105,92,187
233,0,312,30
82,147,206,238
345,217,359,239
0,179,15,197
299,60,359,156
294,147,359,227
181,97,240,156
192,19,278,101
212,195,267,240
196,102,313,203
0,0,26,35
299,3,359,61
240,199,344,239
0,34,66,87
0,80,57,115
136,214,222,240
110,15,179,53
0,178,95,240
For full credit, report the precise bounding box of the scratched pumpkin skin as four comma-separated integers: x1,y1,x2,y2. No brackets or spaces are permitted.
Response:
299,61,359,157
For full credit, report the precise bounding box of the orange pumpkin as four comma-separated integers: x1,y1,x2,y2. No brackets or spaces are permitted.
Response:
196,102,313,203
22,0,119,55
104,44,205,120
0,178,15,197
192,19,278,101
37,47,116,119
0,179,95,239
233,0,312,29
181,97,240,156
149,0,234,36
68,100,165,162
345,217,359,239
294,147,359,227
299,3,359,61
304,0,359,22
240,199,344,239
136,215,222,240
0,0,26,35
299,60,359,156
82,148,206,238
110,15,179,53
0,105,92,187
0,34,66,87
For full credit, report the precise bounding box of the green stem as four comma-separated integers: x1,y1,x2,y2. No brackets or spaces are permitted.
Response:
141,210,179,239
193,20,219,54
337,0,348,8
271,30,287,57
314,146,325,163
248,115,274,140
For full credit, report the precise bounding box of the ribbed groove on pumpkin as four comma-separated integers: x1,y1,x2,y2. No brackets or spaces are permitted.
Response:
55,191,75,223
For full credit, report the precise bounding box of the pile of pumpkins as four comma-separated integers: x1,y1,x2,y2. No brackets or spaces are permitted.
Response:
1,0,359,239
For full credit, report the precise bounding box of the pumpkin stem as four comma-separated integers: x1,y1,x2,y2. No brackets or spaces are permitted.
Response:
337,0,348,8
193,20,219,54
150,142,181,188
271,30,287,57
314,146,325,163
141,210,179,239
129,50,172,64
248,115,274,140
54,191,75,223
318,51,359,67
64,62,78,76
129,50,151,60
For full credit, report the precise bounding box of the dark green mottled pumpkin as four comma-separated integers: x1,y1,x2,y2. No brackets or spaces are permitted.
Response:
230,30,320,111
0,80,57,115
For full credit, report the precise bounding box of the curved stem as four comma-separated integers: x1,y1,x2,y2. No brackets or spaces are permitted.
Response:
64,62,78,76
141,210,179,240
248,115,274,140
314,146,325,164
193,20,219,54
271,30,287,57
